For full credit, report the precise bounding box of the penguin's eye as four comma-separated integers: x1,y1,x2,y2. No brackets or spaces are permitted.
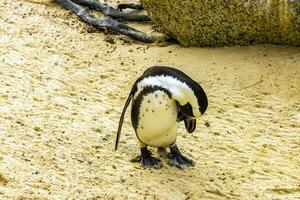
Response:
181,103,194,117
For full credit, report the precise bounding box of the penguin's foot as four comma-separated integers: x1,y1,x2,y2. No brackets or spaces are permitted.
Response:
168,145,195,169
157,147,168,158
141,155,162,169
140,147,162,169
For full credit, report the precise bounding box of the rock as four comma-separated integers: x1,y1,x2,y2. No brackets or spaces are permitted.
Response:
141,0,300,46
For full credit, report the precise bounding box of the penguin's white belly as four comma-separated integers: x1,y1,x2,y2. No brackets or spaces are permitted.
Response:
136,90,178,147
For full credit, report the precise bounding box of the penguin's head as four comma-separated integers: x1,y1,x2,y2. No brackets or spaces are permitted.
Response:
174,83,207,133
172,79,208,119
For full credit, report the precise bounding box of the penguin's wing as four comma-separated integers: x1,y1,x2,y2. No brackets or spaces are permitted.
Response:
115,92,134,150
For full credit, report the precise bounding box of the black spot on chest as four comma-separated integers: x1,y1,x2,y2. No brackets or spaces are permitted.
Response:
131,86,171,130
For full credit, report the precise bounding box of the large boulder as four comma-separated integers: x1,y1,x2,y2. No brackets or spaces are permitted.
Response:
141,0,300,46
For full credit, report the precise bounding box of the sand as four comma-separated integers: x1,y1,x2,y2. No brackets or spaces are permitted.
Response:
0,0,299,199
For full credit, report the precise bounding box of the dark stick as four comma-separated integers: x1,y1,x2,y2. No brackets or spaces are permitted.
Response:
55,0,161,43
72,0,150,21
117,3,144,11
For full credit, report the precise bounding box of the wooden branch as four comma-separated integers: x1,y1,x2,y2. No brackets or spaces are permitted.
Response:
55,0,162,43
72,0,150,21
117,2,144,10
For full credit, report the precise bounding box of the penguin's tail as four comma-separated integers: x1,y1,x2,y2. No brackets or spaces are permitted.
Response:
115,92,133,150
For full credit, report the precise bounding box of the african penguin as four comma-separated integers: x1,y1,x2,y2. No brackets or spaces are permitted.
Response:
115,66,208,169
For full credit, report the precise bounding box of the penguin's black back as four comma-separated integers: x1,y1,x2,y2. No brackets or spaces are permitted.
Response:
133,66,208,115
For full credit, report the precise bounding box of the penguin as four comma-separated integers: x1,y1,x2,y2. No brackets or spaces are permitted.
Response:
115,66,208,169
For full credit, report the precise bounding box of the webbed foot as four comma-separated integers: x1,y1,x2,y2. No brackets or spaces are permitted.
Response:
168,144,195,169
140,147,162,169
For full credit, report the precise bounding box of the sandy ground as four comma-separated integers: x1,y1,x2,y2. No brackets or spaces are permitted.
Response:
0,0,300,199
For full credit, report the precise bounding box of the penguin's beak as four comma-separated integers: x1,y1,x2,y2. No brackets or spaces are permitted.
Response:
184,117,196,133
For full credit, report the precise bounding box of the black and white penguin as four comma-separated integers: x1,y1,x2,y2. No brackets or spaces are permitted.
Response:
115,66,208,169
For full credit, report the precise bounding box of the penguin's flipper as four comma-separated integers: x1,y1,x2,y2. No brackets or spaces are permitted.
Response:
115,93,133,150
184,118,196,133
